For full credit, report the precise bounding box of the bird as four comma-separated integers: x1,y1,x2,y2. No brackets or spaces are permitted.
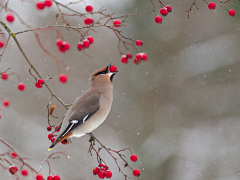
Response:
48,64,118,151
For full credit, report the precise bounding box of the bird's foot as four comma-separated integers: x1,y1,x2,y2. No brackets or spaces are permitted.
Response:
86,133,95,145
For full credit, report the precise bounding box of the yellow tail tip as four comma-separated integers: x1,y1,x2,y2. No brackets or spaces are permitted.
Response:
48,148,53,151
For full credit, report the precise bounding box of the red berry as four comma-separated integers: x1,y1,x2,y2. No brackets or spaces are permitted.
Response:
45,0,52,7
84,18,94,25
142,53,148,61
37,79,44,85
47,126,52,131
62,41,70,50
1,73,8,80
160,8,168,16
136,40,143,46
134,58,141,65
6,14,15,23
77,42,84,50
55,126,60,132
83,39,90,48
85,5,93,12
228,9,235,17
36,174,44,180
18,83,25,91
48,133,54,140
133,169,141,177
59,73,68,83
3,99,10,107
53,174,61,180
126,52,132,59
47,176,53,180
59,46,67,53
87,36,94,44
130,154,138,162
155,16,163,24
0,114,1,119
98,163,105,168
11,152,17,158
135,53,142,60
21,169,28,176
166,5,172,12
0,41,4,48
9,165,18,175
208,2,216,10
51,136,56,143
121,55,128,64
61,139,67,145
109,65,117,72
105,170,112,178
93,167,100,175
113,19,121,28
36,2,45,10
104,165,109,170
98,171,105,179
35,82,42,88
56,39,63,47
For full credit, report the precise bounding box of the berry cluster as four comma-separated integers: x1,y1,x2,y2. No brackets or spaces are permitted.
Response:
1,72,26,91
35,174,61,180
36,0,52,10
56,39,70,53
93,163,112,179
155,5,172,24
35,78,44,88
207,2,235,17
77,36,94,51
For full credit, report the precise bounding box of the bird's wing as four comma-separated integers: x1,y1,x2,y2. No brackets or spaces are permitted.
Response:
54,94,100,143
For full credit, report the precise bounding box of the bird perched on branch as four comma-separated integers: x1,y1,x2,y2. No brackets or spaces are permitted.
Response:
48,64,118,151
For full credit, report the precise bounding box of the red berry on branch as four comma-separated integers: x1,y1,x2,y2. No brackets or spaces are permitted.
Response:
136,40,143,46
126,52,132,59
47,126,52,131
18,83,25,91
21,169,28,176
55,126,60,132
48,133,54,140
133,169,141,177
61,139,67,145
160,8,168,16
83,39,90,48
0,41,4,48
51,136,56,143
6,14,15,23
11,152,17,158
208,2,216,10
98,163,105,168
109,65,117,72
98,170,105,179
53,174,61,180
93,167,100,175
105,170,112,178
85,5,93,12
36,174,44,180
45,0,52,7
134,58,141,65
36,1,45,10
135,53,142,60
62,41,70,50
35,82,42,88
228,9,235,17
87,36,94,44
77,42,84,51
9,165,18,175
84,18,94,25
47,176,53,180
142,53,148,61
121,55,128,64
113,19,121,28
155,16,163,24
1,73,8,80
56,39,63,47
37,79,44,85
130,154,138,162
166,5,172,12
59,46,67,53
3,99,10,107
59,73,68,83
104,165,109,170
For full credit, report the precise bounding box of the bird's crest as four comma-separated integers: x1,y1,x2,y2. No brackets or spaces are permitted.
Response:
89,66,109,83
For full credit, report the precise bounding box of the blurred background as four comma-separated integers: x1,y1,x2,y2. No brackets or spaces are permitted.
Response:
1,0,240,179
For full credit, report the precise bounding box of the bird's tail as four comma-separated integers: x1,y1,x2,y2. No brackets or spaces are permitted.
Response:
48,132,73,151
